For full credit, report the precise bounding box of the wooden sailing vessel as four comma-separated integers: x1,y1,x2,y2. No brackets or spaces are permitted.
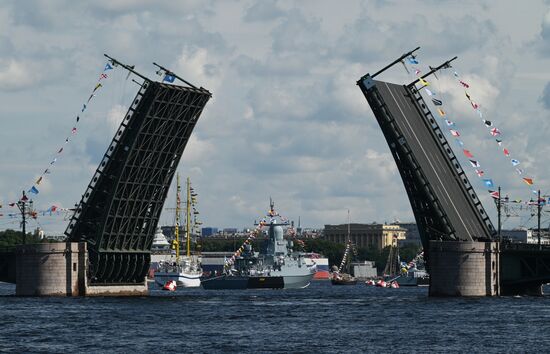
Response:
155,174,202,288
331,210,357,285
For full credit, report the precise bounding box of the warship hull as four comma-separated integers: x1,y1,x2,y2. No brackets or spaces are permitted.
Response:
201,273,313,290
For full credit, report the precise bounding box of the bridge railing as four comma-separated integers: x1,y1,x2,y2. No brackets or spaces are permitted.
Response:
501,242,550,251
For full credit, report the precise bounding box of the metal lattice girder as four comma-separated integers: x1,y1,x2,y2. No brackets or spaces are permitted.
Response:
357,75,494,254
66,80,211,284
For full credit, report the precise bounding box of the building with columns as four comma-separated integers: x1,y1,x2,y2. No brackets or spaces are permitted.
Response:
323,223,407,251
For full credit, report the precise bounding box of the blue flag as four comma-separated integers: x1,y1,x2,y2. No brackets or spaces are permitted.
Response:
29,186,39,195
163,74,176,83
104,63,113,71
455,139,465,147
483,179,494,188
408,57,419,64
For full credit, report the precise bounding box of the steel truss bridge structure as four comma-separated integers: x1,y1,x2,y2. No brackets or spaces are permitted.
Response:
357,48,550,294
62,56,211,285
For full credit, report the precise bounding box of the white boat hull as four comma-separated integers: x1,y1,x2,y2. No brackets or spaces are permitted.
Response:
154,271,201,288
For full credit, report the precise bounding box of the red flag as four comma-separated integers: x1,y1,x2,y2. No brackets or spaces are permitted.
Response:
450,129,460,137
471,102,479,109
489,190,500,199
490,128,501,136
463,149,474,158
503,148,510,156
460,80,470,88
523,178,534,186
475,169,484,177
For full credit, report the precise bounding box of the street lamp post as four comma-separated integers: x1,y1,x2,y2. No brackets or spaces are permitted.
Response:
16,190,32,244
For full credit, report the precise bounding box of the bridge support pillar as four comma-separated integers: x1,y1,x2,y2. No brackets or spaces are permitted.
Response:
429,241,500,296
15,242,148,296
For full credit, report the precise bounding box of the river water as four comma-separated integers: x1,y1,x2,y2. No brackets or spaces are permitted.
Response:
1,281,550,353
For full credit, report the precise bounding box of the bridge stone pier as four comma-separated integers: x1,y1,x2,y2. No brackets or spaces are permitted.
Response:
16,242,147,296
428,241,500,296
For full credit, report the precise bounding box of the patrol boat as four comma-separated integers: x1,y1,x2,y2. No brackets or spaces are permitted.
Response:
201,200,317,289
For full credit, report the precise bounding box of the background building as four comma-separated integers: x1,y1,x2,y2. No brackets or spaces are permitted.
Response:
222,228,238,235
502,228,550,244
201,227,218,237
394,222,422,247
323,223,406,251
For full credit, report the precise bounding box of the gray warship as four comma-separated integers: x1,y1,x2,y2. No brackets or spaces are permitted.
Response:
201,200,317,289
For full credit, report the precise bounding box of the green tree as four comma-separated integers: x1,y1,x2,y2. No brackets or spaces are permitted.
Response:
0,229,48,248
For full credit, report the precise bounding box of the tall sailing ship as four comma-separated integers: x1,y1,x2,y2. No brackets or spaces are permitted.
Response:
331,210,358,285
155,174,203,288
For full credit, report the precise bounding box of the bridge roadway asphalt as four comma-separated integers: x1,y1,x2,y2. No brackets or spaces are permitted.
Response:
375,80,490,241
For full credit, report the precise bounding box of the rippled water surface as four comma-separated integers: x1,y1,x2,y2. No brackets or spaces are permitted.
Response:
1,281,550,353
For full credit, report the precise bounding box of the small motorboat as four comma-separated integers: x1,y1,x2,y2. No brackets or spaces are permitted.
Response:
162,280,177,291
331,272,358,285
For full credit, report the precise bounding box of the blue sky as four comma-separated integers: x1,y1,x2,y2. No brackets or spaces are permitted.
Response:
0,0,549,234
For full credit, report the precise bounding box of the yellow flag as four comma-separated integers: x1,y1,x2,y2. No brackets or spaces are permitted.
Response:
437,108,446,117
419,78,429,86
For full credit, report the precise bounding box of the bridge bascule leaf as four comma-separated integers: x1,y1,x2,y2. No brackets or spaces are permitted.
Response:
65,63,211,285
357,66,495,256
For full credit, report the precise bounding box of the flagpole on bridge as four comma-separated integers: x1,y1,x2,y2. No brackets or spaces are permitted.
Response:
408,56,458,87
152,62,200,90
538,189,541,249
497,186,501,242
370,47,421,79
103,54,150,82
16,190,31,245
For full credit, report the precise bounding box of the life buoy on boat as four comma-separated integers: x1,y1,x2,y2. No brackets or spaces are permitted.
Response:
163,280,177,291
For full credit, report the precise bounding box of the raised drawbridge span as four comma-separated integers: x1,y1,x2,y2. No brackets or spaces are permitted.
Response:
357,53,495,257
61,57,211,285
357,49,550,295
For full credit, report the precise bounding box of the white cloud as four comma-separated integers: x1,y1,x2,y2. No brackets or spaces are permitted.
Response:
175,47,224,93
0,0,548,234
106,104,127,130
